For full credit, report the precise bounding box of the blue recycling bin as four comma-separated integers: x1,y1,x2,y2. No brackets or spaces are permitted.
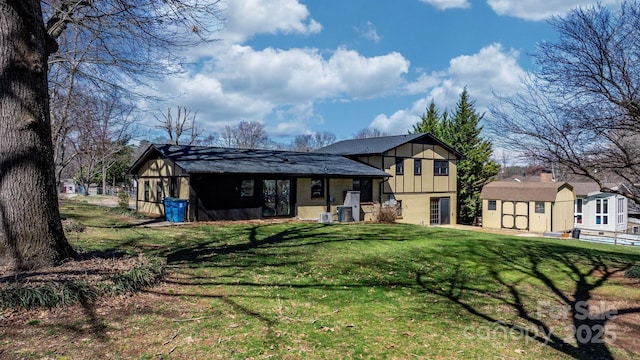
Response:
163,197,188,222
163,197,175,222
172,199,188,222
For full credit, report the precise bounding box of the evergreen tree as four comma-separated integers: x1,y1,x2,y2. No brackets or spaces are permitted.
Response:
411,100,455,141
412,100,441,135
450,88,500,224
412,89,500,224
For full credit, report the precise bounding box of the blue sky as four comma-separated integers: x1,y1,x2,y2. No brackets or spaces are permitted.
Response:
144,0,622,144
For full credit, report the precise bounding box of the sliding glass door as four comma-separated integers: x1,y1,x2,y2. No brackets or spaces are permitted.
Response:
262,179,291,217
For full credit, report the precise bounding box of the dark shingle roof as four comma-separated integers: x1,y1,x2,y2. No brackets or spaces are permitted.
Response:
129,144,390,178
480,181,574,202
314,133,463,158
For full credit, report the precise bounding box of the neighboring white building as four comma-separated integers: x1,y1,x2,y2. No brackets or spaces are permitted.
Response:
572,182,629,232
59,179,77,194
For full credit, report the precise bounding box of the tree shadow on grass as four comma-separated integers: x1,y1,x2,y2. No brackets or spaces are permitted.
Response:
415,239,640,359
0,249,140,344
33,218,640,358
163,223,423,265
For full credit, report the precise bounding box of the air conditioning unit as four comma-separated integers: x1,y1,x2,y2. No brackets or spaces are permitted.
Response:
318,212,332,224
337,206,353,222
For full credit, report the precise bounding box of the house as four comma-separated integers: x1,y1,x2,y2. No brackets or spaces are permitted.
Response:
572,182,629,232
480,180,575,233
58,178,78,194
128,144,390,222
316,133,462,225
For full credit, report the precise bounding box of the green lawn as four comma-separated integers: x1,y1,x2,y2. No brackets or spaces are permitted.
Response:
4,199,640,359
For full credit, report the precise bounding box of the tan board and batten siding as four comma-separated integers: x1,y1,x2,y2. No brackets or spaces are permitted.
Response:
481,181,575,233
296,178,382,221
135,157,189,216
357,142,458,225
131,137,462,225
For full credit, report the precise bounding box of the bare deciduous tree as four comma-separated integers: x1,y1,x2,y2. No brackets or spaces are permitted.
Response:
155,106,203,145
0,0,222,269
314,131,336,148
222,121,270,149
489,1,640,204
354,128,388,139
73,91,135,195
47,0,223,174
291,131,336,151
291,134,315,152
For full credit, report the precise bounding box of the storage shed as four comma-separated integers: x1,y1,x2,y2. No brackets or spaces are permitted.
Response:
481,181,575,233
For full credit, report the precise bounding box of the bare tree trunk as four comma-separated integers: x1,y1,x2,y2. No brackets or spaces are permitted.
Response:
102,161,107,195
0,1,76,269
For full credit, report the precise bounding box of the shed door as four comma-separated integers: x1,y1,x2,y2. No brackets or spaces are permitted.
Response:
502,201,529,230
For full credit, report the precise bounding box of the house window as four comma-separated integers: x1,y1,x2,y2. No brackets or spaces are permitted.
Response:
156,182,163,202
488,200,497,211
575,198,583,224
596,198,608,225
395,158,404,175
414,159,422,175
618,197,625,224
240,180,254,198
535,202,545,214
311,178,324,198
144,181,150,202
434,160,449,175
353,178,372,202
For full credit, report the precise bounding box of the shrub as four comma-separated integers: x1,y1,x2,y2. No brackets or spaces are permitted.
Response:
0,281,97,310
100,256,166,296
118,188,130,209
624,265,640,279
63,220,85,233
377,206,397,224
0,256,165,310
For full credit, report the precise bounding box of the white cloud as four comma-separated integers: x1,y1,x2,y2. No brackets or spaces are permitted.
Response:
209,45,408,102
370,99,430,135
161,73,275,124
405,72,442,95
327,49,409,99
158,45,410,134
148,0,411,139
435,43,525,107
269,103,320,137
370,43,526,134
356,21,382,43
420,0,471,10
221,0,322,43
486,0,622,21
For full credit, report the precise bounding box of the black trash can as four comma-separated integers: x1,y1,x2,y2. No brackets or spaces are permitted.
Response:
571,228,581,239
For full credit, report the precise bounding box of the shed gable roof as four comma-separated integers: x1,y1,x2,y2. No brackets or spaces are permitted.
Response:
481,181,573,202
129,144,390,178
315,133,462,158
